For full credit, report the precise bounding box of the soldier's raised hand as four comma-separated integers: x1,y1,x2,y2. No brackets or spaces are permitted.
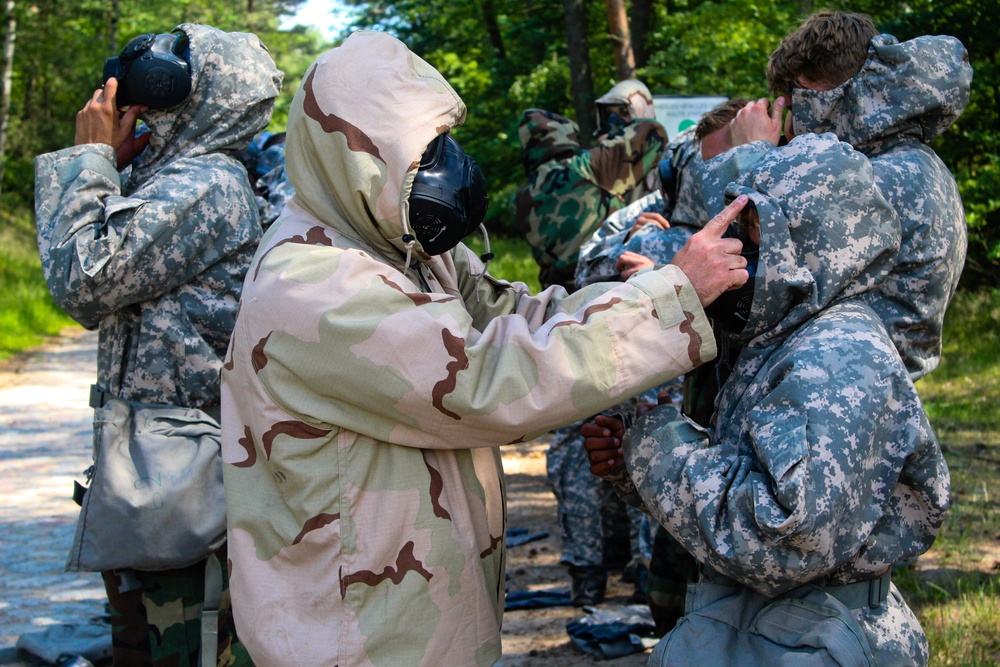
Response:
670,195,750,307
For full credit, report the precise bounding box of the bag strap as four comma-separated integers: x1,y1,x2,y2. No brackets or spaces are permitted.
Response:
200,553,223,667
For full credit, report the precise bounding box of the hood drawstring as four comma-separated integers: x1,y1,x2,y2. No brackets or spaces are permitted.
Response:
400,199,416,273
474,224,495,299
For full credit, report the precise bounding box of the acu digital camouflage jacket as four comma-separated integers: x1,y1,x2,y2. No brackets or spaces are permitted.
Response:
717,33,972,380
35,24,281,408
620,134,949,663
221,31,716,667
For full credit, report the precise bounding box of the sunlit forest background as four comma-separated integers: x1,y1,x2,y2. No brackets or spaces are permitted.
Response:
0,0,996,288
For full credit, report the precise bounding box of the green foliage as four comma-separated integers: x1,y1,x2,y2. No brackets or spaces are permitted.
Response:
2,0,997,281
0,0,318,200
640,0,797,98
916,289,1000,438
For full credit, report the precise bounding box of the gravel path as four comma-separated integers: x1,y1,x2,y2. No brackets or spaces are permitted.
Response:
0,329,105,664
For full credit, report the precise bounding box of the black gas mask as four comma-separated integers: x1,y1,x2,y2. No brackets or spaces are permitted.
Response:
705,203,760,334
103,31,192,109
595,103,630,137
409,134,489,256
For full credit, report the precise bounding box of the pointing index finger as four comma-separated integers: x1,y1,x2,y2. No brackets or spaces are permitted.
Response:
701,194,748,238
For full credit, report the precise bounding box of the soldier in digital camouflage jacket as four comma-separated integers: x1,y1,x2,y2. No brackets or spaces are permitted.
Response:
35,23,282,666
613,133,948,665
220,31,721,667
717,33,972,381
36,23,281,408
514,94,668,290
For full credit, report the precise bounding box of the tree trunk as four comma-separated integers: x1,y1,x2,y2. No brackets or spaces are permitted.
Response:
562,0,595,141
109,0,118,54
629,0,653,68
480,0,506,60
604,0,634,80
0,0,15,198
523,0,547,63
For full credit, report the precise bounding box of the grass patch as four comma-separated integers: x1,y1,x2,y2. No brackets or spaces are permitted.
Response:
895,288,1000,666
0,199,78,360
466,233,542,293
894,567,1000,666
917,288,1000,441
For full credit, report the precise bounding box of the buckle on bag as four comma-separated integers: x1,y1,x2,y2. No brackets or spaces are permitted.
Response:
89,384,111,409
867,571,890,609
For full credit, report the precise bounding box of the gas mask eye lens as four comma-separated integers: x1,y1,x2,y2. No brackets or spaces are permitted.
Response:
171,33,190,58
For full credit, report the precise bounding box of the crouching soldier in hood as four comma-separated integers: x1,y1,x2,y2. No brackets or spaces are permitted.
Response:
585,133,949,666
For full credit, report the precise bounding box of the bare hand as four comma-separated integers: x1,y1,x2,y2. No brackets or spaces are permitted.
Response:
75,78,149,168
780,94,795,142
730,97,784,147
670,195,750,307
581,415,626,477
628,211,670,238
617,251,655,280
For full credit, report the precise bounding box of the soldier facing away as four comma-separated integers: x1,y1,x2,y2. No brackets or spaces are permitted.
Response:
35,24,282,666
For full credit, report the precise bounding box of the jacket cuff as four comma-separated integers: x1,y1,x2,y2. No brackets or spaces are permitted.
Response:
630,264,716,361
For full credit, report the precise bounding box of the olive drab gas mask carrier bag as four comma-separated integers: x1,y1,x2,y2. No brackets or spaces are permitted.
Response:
66,388,227,573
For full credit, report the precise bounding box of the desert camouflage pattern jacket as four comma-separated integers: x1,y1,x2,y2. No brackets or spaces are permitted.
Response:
514,108,667,289
221,31,716,667
35,24,281,408
620,133,949,598
718,34,971,379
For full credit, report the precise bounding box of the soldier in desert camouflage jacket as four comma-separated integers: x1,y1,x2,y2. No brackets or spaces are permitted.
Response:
514,84,668,290
722,18,972,381
588,133,949,666
219,31,753,667
35,23,282,666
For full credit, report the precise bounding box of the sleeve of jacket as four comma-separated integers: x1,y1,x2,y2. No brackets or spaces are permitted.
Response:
35,144,259,328
622,327,924,596
248,242,717,450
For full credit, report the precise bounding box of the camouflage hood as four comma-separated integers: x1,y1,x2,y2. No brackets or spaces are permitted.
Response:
284,31,466,269
789,34,972,150
518,109,583,177
129,23,282,188
596,78,656,121
727,133,901,345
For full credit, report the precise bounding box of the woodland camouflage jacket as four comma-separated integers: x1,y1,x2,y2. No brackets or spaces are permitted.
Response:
514,108,667,288
35,24,281,408
221,31,716,667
